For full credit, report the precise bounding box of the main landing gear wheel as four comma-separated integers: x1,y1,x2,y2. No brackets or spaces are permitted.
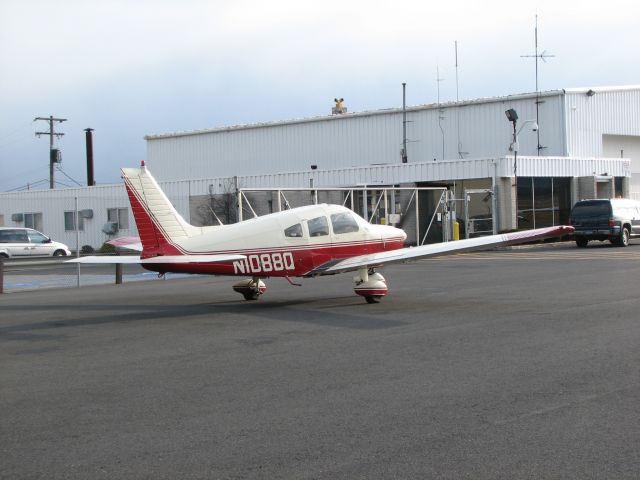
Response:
233,278,267,301
353,268,388,304
243,291,260,301
365,295,382,304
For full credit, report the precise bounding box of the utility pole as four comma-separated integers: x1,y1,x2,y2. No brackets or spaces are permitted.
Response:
34,115,67,189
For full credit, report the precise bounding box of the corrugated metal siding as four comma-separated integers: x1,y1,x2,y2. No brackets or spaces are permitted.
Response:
196,156,629,193
146,93,566,182
0,185,129,250
0,181,191,250
565,89,640,157
515,156,630,177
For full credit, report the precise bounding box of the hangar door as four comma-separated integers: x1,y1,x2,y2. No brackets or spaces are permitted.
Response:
603,134,640,198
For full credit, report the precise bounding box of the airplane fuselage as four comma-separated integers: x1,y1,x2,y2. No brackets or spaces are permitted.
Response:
140,204,406,277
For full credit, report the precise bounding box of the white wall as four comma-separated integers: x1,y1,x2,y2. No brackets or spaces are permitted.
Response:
146,93,566,182
603,134,640,198
564,88,640,157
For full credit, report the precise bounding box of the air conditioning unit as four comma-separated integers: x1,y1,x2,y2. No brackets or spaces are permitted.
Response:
79,209,94,219
11,213,24,222
102,222,118,235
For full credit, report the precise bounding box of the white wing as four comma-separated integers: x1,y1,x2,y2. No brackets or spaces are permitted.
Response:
306,226,574,276
67,254,246,264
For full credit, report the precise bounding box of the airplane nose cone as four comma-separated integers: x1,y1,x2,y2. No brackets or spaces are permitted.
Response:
370,224,407,244
382,225,406,242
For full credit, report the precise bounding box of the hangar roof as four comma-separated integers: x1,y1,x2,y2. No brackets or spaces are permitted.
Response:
144,86,640,141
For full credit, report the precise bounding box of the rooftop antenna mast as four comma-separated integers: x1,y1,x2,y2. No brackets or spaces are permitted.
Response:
437,65,445,160
521,14,554,155
455,40,466,159
402,82,408,163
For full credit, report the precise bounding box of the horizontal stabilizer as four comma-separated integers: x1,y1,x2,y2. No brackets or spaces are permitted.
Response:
67,254,246,264
107,236,143,252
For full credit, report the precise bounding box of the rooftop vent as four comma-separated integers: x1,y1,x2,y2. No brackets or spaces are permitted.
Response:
332,98,347,115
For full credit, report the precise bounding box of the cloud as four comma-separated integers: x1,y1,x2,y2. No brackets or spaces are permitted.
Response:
1,0,640,190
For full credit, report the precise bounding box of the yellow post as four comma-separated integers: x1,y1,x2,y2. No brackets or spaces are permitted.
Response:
453,221,460,241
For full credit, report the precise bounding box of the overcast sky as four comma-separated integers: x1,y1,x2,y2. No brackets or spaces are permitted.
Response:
1,0,639,191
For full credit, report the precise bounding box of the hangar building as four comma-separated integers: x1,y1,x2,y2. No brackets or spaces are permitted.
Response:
1,85,638,250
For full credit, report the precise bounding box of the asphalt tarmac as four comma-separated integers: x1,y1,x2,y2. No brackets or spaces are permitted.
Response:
2,242,640,479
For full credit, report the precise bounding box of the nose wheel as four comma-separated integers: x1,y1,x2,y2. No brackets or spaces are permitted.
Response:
233,277,267,301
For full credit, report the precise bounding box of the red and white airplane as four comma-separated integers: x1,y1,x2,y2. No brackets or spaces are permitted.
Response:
70,163,574,303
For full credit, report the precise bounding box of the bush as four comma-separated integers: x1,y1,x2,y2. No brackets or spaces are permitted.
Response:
98,242,116,255
80,245,95,254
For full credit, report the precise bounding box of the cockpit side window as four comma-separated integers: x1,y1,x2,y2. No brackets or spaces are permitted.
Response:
331,212,359,234
284,223,303,238
308,216,329,237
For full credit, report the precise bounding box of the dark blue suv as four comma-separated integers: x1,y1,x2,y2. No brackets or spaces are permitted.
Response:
570,199,640,247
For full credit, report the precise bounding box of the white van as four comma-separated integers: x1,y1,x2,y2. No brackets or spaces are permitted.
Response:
0,228,71,258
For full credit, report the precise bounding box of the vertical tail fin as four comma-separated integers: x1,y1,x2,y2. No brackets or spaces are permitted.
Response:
121,164,197,256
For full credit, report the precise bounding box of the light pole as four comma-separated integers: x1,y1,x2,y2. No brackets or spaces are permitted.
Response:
505,109,519,229
505,109,538,229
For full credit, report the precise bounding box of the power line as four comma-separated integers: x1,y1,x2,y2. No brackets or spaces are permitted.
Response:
55,165,83,186
1,165,48,184
0,121,34,143
6,179,49,192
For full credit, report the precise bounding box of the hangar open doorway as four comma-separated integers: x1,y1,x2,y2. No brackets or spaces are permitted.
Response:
232,186,451,246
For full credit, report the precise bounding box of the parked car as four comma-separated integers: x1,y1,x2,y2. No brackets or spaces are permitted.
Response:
569,199,640,247
0,227,71,258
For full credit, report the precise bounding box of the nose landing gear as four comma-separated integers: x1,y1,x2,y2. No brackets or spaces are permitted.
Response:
233,277,267,300
353,268,388,303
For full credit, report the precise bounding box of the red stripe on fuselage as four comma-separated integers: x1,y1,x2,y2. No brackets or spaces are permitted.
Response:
141,239,405,277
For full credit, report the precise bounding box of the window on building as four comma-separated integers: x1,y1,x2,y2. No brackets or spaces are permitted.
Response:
24,212,43,231
0,214,4,227
517,177,572,229
615,177,625,198
64,211,84,231
107,208,129,230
